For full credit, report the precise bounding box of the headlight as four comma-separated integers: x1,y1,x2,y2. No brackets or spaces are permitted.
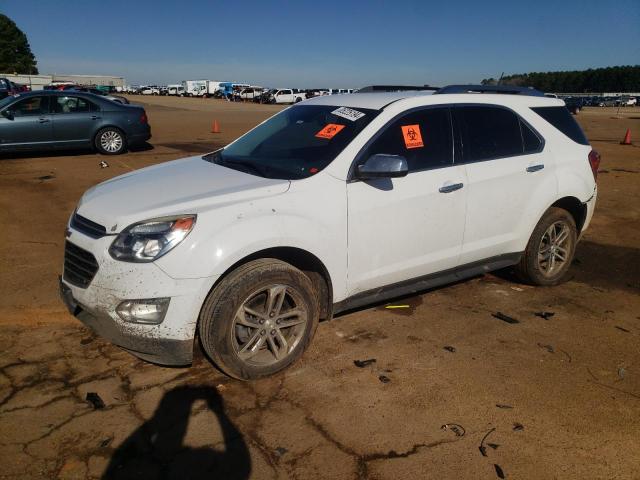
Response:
109,215,196,262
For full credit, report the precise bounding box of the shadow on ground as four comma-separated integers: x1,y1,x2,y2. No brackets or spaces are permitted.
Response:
103,385,251,480
571,240,640,293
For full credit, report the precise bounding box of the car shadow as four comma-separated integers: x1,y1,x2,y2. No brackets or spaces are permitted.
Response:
0,142,154,160
103,385,251,480
570,239,639,294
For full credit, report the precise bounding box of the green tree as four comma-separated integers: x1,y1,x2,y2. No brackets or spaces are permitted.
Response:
0,14,38,74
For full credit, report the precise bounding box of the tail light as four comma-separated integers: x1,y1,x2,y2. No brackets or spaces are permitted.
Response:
588,149,601,180
140,112,148,124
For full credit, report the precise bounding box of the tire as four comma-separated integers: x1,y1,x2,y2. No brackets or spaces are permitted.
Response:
199,259,320,380
515,207,577,286
94,127,127,155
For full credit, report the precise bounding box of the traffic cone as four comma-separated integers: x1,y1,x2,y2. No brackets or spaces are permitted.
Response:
620,129,632,145
211,120,220,134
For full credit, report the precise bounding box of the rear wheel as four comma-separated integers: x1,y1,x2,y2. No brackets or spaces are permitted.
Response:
199,259,319,380
95,127,127,155
515,207,577,286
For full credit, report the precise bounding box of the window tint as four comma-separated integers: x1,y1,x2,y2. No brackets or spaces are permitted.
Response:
455,106,523,162
12,96,48,116
531,106,589,145
54,96,98,114
363,108,453,172
520,120,542,153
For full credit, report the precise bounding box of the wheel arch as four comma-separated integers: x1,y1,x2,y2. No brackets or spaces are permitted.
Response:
551,196,587,233
93,124,127,142
206,246,333,321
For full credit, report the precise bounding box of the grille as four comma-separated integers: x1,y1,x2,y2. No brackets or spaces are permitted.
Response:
71,213,107,239
63,241,99,288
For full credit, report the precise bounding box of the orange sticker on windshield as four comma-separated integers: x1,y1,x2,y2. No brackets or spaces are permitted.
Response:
315,123,345,139
401,124,424,149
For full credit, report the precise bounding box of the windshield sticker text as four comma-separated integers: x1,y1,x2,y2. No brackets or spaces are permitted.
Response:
401,125,424,149
331,107,366,122
316,124,345,139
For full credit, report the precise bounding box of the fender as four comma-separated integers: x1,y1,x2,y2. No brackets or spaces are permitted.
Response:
155,175,348,301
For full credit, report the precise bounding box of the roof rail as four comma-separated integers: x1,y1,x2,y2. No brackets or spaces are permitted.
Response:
435,85,545,97
357,85,439,93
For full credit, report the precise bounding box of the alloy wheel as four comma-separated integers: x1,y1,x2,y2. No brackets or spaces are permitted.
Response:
100,130,123,153
232,284,308,366
538,220,572,277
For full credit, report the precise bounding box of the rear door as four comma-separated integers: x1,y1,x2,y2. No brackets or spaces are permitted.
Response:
347,106,467,295
0,95,53,149
51,95,101,145
452,105,554,264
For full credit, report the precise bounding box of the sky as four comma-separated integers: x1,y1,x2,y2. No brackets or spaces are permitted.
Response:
2,0,639,88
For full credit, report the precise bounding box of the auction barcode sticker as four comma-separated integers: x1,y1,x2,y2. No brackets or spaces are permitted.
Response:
331,107,366,121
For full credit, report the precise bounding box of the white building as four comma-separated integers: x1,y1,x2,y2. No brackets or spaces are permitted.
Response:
1,73,125,90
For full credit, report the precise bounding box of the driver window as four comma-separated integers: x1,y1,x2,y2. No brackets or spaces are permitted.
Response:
12,96,49,116
364,107,453,172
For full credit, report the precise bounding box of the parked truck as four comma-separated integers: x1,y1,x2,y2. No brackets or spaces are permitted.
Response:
269,88,307,104
182,80,208,97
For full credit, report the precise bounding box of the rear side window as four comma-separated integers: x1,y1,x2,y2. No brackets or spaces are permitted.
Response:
521,120,542,153
531,106,588,145
363,107,453,172
454,106,523,162
54,96,99,114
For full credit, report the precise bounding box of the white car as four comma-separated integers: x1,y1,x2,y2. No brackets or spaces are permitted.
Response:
60,85,599,380
140,86,159,95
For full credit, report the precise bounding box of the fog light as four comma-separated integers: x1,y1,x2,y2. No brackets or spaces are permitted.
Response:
116,298,170,324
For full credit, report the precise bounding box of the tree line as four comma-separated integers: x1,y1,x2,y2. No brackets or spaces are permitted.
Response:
0,14,38,75
481,65,640,93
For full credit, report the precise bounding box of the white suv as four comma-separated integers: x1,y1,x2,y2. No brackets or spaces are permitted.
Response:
60,85,599,380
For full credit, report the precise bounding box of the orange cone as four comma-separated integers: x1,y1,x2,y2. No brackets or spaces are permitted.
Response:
620,129,632,145
211,120,220,134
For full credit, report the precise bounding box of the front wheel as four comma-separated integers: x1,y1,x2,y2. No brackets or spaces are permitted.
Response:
95,127,127,155
199,259,319,380
515,207,577,286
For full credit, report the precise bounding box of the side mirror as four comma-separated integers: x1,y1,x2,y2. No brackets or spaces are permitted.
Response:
1,109,14,120
356,154,409,179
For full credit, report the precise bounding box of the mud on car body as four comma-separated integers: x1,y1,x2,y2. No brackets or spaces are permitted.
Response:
61,85,598,380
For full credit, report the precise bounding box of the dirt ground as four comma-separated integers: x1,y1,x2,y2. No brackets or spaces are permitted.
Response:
0,96,638,480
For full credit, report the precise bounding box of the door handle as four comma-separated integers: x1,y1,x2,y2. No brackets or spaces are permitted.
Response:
91,115,101,120
439,182,464,193
38,117,49,123
526,164,544,173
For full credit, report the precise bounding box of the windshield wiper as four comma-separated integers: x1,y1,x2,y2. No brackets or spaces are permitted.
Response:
216,158,268,178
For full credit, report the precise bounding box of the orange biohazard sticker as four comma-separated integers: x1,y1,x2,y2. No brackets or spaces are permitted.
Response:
315,123,345,139
401,124,424,149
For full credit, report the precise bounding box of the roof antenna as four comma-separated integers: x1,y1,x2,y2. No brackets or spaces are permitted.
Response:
497,72,504,86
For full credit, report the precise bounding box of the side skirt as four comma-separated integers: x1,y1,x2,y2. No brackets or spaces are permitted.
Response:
332,252,522,315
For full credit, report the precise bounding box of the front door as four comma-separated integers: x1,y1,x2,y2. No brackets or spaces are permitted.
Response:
347,107,467,295
0,95,53,149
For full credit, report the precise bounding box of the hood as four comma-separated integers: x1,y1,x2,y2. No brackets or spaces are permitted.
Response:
76,156,290,232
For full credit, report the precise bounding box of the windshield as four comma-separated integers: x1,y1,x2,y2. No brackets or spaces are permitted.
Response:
0,95,17,110
207,105,379,179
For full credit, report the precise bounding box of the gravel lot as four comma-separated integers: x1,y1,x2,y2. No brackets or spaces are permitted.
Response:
0,96,638,479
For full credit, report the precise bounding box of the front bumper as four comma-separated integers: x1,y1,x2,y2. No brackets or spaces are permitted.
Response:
60,278,192,365
60,229,215,366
